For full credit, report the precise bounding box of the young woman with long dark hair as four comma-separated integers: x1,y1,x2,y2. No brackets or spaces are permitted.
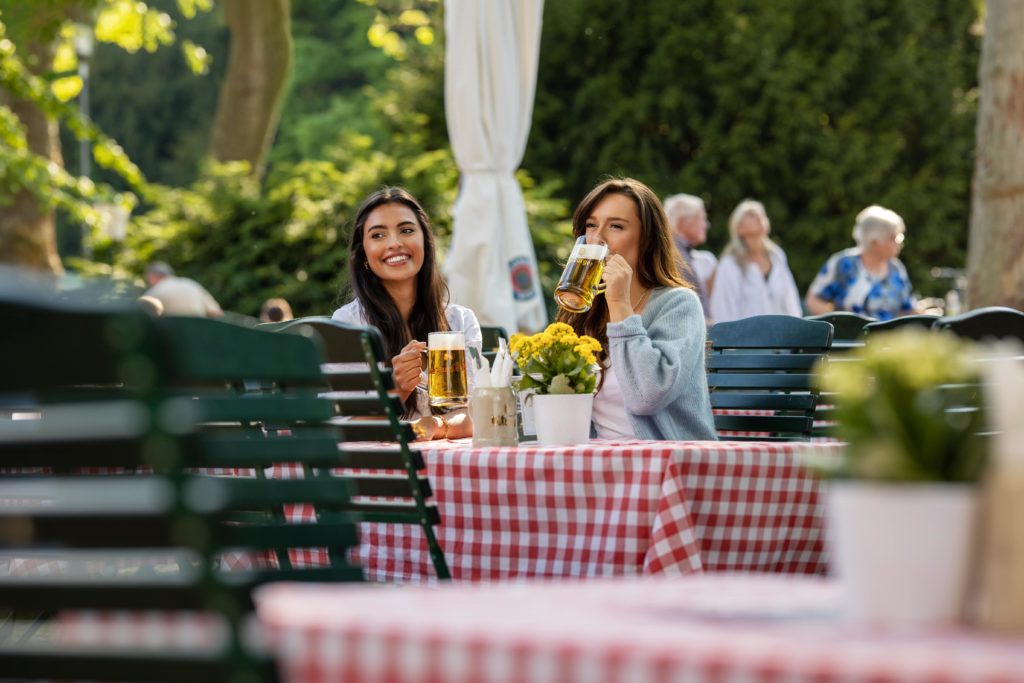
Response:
557,178,716,441
332,186,481,439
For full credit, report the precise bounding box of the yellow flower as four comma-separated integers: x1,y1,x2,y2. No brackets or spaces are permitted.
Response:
510,323,604,394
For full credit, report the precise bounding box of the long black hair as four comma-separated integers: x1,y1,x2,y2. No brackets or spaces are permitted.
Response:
347,187,450,414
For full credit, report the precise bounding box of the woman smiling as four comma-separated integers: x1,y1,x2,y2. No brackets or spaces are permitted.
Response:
332,187,481,439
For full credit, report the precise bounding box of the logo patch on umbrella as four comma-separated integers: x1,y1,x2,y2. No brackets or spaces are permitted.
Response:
509,256,536,301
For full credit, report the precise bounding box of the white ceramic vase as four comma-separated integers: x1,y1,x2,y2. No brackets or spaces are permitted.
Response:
828,481,979,627
531,393,593,446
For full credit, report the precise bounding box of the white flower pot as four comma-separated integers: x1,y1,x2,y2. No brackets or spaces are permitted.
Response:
828,481,979,626
531,393,593,446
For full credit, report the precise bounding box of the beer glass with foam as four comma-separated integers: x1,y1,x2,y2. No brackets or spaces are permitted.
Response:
427,331,468,407
554,235,608,313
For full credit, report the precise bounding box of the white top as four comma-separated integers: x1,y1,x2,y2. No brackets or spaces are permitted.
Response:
331,300,483,419
708,249,803,323
691,249,718,294
145,277,222,317
591,364,636,440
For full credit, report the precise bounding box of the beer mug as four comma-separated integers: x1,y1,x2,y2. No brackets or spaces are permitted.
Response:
427,331,469,407
553,236,608,313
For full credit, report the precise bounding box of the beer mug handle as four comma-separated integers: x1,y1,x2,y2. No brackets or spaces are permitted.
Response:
593,281,607,294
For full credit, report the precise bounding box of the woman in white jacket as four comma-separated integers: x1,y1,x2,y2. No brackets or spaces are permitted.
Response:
708,199,802,324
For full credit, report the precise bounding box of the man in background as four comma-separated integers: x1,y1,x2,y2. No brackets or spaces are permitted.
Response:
144,262,223,318
664,193,717,319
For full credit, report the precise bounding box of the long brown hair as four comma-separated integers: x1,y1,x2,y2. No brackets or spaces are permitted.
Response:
556,178,690,369
346,186,449,414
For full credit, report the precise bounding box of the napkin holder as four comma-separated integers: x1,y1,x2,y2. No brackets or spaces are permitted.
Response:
470,386,518,447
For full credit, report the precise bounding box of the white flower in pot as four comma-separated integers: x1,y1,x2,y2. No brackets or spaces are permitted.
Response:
814,328,988,626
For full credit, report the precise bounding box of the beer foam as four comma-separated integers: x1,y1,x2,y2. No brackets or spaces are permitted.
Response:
428,332,465,350
569,243,608,260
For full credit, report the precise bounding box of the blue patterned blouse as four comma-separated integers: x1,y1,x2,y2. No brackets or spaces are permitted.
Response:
807,248,914,321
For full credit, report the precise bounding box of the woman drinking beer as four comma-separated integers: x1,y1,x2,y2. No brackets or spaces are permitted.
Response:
332,186,481,440
557,178,716,441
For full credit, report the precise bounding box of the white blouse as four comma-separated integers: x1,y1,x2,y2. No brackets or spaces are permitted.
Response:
591,364,636,440
331,300,483,419
708,249,803,324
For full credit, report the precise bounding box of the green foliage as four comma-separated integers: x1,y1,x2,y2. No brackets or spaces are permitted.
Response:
94,133,568,320
88,0,571,320
0,14,141,224
814,329,987,482
525,0,981,297
74,0,225,188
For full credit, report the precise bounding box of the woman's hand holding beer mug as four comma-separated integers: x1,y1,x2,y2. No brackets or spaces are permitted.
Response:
602,254,637,322
392,339,428,402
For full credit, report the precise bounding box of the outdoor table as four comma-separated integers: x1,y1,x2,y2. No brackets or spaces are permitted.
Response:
256,574,1024,683
268,438,841,582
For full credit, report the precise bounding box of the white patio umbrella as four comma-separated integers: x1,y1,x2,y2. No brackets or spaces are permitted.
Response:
443,0,547,334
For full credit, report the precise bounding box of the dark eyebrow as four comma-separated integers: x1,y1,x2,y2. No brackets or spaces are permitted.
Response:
588,215,630,223
367,220,417,231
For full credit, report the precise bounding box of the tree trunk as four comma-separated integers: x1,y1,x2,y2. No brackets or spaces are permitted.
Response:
0,39,65,275
967,1,1024,310
209,0,292,178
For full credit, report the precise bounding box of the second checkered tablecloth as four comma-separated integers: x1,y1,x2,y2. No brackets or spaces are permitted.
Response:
339,439,837,582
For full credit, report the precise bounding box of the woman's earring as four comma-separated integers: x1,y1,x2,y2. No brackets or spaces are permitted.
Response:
363,260,370,270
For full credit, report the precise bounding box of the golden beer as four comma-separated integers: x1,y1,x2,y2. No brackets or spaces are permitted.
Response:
554,239,608,313
427,332,468,407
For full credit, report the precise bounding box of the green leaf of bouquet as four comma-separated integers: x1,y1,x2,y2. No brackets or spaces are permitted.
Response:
526,358,548,378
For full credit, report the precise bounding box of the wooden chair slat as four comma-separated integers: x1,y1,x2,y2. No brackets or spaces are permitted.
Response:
707,354,821,371
713,415,814,433
707,373,815,391
711,393,818,411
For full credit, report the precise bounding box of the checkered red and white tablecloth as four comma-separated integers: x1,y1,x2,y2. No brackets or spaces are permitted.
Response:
256,574,1024,683
264,439,840,582
2,440,838,584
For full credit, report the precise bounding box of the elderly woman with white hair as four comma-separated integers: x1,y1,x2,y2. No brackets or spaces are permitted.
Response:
708,199,803,324
805,205,915,321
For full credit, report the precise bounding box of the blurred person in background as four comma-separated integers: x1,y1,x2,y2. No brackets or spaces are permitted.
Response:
143,262,223,318
260,297,293,323
708,199,802,323
805,205,915,321
136,295,164,316
664,193,715,316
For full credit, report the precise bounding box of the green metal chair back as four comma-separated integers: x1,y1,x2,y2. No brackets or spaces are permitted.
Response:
707,315,834,441
269,317,451,580
0,297,359,681
863,314,939,337
804,312,874,351
934,306,1024,343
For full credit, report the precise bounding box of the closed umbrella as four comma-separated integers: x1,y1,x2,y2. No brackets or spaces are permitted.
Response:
443,0,547,333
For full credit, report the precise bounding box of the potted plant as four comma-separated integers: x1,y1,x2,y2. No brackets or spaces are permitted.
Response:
509,322,601,446
814,328,988,626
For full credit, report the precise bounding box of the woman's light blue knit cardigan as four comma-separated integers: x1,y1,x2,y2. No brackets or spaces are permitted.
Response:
605,286,717,441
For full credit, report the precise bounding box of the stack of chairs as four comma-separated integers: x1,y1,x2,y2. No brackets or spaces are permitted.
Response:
267,317,450,580
0,293,363,681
